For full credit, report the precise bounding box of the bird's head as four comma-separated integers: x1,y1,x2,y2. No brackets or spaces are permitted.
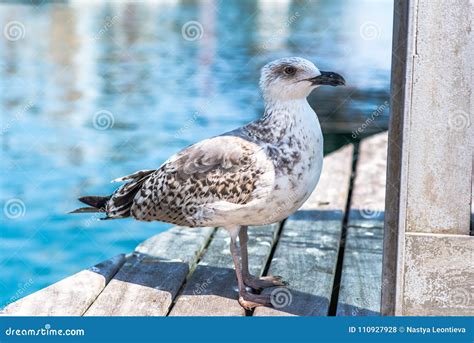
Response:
259,57,345,102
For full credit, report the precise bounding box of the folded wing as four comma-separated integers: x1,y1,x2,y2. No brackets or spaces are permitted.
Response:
110,135,267,225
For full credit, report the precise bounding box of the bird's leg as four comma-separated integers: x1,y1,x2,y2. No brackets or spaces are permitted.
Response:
228,227,272,309
239,226,287,290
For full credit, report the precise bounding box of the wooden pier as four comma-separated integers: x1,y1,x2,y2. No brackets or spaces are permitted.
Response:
1,132,388,316
2,0,472,318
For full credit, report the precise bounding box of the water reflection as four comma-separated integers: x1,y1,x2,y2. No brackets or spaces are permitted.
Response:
0,0,392,306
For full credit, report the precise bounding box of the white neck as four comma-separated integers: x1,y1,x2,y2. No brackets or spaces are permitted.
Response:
243,97,322,145
263,98,317,125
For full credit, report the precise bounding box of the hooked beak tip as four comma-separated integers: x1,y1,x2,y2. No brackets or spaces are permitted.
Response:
309,71,346,87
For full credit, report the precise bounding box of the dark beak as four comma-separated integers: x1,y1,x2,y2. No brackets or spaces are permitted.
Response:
307,71,345,86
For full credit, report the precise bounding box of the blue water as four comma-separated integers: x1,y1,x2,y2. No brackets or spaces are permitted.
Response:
0,0,393,307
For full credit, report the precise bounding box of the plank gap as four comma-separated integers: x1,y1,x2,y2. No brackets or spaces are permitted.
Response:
260,219,287,278
80,254,128,316
328,141,359,316
165,227,218,315
247,219,287,316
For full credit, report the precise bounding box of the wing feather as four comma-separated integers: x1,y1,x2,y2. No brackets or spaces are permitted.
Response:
130,135,267,225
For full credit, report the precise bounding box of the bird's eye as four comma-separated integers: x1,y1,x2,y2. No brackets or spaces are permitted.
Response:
283,66,297,75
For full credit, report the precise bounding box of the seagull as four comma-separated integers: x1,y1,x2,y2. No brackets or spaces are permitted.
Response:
72,57,345,309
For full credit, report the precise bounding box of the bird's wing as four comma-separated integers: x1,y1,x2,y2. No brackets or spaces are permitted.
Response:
128,134,270,225
111,169,156,183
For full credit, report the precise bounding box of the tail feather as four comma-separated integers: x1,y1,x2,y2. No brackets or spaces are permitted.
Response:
69,196,110,217
71,169,155,219
111,182,142,209
78,196,110,209
111,169,155,183
68,207,103,214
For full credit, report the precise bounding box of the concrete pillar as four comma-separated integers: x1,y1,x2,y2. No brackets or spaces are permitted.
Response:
382,0,473,315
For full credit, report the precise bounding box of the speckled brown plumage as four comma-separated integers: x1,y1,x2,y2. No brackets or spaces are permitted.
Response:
106,135,264,226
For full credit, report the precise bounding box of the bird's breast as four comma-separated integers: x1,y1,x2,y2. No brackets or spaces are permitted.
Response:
258,121,323,223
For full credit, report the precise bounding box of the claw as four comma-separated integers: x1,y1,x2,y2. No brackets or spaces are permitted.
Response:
243,274,288,290
238,292,272,310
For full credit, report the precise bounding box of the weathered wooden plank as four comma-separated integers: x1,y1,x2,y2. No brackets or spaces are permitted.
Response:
84,254,189,316
349,132,387,216
255,144,354,316
298,144,355,213
337,132,387,316
254,214,344,316
85,227,214,316
136,226,215,266
336,226,383,316
402,233,474,316
1,254,125,316
169,224,279,316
